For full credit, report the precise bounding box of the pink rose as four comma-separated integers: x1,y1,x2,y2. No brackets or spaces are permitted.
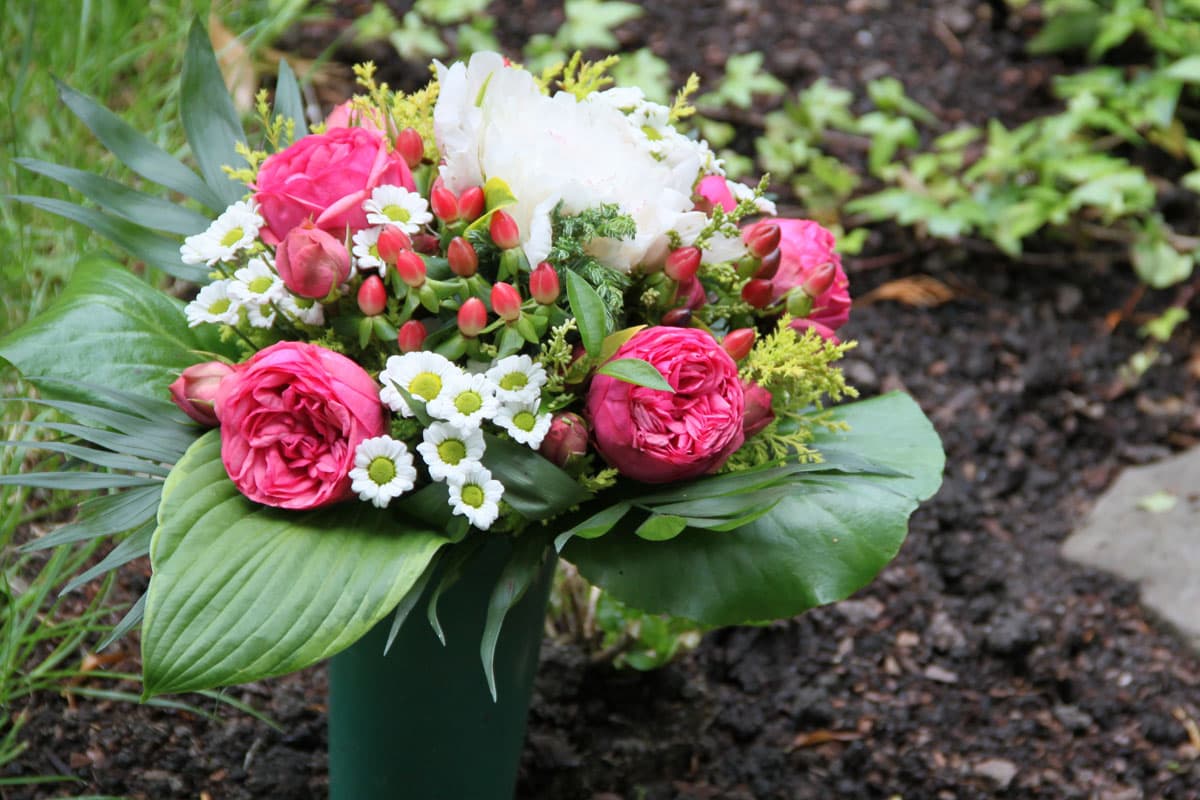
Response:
253,127,415,244
539,412,590,467
695,175,736,213
275,222,351,299
324,100,385,133
741,381,774,438
169,361,235,426
759,218,852,340
586,327,745,483
215,341,386,510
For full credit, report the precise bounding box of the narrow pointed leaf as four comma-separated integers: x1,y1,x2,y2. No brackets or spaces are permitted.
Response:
633,514,688,541
97,593,146,651
180,18,248,207
596,358,674,392
0,439,169,476
425,538,484,645
0,472,158,490
554,501,631,551
21,485,161,552
61,520,154,594
480,534,547,700
273,59,308,139
565,270,607,355
384,557,438,655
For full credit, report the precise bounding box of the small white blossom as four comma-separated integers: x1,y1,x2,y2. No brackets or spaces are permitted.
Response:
484,355,547,405
426,372,499,430
184,280,240,327
417,422,486,481
445,462,504,530
363,185,432,233
379,352,460,417
352,226,385,273
493,399,552,448
229,256,285,304
728,180,777,216
350,436,418,508
180,200,263,265
277,293,325,326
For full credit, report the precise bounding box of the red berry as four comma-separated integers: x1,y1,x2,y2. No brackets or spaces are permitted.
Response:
803,261,837,298
743,221,781,259
430,186,459,223
395,250,427,288
529,262,560,305
412,233,440,254
664,246,702,282
489,210,520,250
721,328,756,361
458,186,485,221
396,128,424,169
376,227,412,264
661,307,693,327
357,275,387,316
457,297,487,337
490,281,522,322
754,248,781,281
447,237,478,277
397,320,427,352
741,278,773,309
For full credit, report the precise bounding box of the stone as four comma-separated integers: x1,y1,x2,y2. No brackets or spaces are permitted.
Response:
1062,446,1200,653
973,758,1018,791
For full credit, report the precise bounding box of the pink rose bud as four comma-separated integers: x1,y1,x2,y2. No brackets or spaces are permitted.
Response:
722,328,756,361
430,186,459,223
661,307,693,327
377,226,412,264
529,262,560,304
398,319,427,352
412,232,440,254
754,248,782,281
664,246,702,282
490,281,522,321
169,361,235,427
357,275,387,316
744,221,781,259
786,286,814,317
803,261,837,298
489,209,520,250
458,186,485,222
447,237,478,277
275,223,351,299
458,297,487,337
395,250,427,288
741,278,774,309
396,127,424,169
742,381,775,437
539,412,590,467
679,277,708,310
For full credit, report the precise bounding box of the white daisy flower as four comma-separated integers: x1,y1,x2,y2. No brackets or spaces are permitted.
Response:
445,462,504,530
484,355,547,405
379,352,460,417
352,226,385,273
229,256,285,305
416,422,485,481
426,372,499,430
243,302,277,329
362,185,432,234
493,399,552,448
278,293,325,327
184,280,240,327
350,436,418,508
180,200,263,265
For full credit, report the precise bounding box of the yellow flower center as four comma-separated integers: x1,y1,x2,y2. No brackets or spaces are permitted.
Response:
454,390,482,415
437,439,467,465
409,372,442,401
461,484,485,508
383,205,411,223
220,227,245,247
499,372,527,391
367,456,396,485
209,298,231,314
513,411,536,432
248,276,274,293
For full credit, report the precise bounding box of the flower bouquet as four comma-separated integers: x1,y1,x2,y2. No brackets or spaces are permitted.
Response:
2,20,943,798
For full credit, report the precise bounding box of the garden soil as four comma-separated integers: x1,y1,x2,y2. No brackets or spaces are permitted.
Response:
6,1,1200,798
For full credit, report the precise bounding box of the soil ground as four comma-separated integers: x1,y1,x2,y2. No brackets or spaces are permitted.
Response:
5,1,1200,798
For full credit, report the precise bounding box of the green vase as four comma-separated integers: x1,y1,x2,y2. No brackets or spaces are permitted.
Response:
328,537,555,800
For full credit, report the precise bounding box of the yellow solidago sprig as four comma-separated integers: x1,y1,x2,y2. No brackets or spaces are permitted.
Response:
350,62,440,162
538,52,621,99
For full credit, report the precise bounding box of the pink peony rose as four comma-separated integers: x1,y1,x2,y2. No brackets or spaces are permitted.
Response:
587,327,745,483
215,341,386,510
324,100,385,133
169,361,235,427
741,381,774,438
253,127,415,244
756,218,852,340
695,175,736,213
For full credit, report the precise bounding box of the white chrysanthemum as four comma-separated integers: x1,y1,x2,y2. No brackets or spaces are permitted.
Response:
352,226,385,273
180,200,263,265
426,372,499,430
230,256,285,304
277,293,324,326
363,185,432,233
493,399,552,448
445,462,504,530
434,54,699,273
379,352,460,417
416,422,485,481
484,355,547,404
350,436,418,508
729,179,777,216
184,280,240,327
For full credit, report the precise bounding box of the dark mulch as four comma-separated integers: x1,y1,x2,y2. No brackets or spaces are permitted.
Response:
5,1,1200,798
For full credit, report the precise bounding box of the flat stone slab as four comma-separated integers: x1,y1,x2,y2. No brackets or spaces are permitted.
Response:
1062,447,1200,653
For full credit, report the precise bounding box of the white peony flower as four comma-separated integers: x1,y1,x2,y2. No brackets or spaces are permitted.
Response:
350,436,418,507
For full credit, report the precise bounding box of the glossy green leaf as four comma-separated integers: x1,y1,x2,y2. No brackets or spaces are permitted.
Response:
272,59,309,140
480,533,548,700
142,432,449,695
482,434,592,520
426,538,484,645
554,501,631,551
565,270,606,355
634,514,687,541
180,17,248,207
596,358,674,392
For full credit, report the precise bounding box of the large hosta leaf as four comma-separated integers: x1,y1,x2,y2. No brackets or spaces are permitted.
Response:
142,432,448,696
564,392,944,625
0,256,227,402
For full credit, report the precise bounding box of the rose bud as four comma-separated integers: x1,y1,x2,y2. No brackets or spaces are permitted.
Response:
802,260,837,298
785,286,814,317
722,328,756,361
447,237,478,277
664,246,702,282
458,297,487,337
489,209,520,250
743,221,781,259
539,412,590,467
754,248,782,281
491,281,522,321
169,361,235,427
398,319,427,353
357,275,387,316
661,307,693,327
741,278,774,309
742,381,775,438
396,127,424,169
458,186,485,222
395,250,427,288
275,223,351,299
412,232,441,254
678,277,708,310
376,226,412,264
529,262,560,304
430,185,459,223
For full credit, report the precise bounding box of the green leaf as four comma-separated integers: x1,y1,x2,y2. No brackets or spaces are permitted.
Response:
1132,237,1194,289
180,17,248,207
596,358,674,393
481,434,592,520
97,593,146,651
272,59,309,140
0,256,217,401
557,0,642,50
142,432,448,695
383,558,438,655
61,520,154,594
0,439,169,477
554,501,631,551
56,79,224,211
634,514,688,541
21,485,161,552
425,538,484,645
480,533,548,700
565,269,606,356
565,392,943,625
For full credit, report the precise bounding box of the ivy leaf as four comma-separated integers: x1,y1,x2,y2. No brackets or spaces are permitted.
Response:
557,0,642,51
699,52,786,110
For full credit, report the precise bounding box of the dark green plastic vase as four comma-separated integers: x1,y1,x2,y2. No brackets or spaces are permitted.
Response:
328,538,555,800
